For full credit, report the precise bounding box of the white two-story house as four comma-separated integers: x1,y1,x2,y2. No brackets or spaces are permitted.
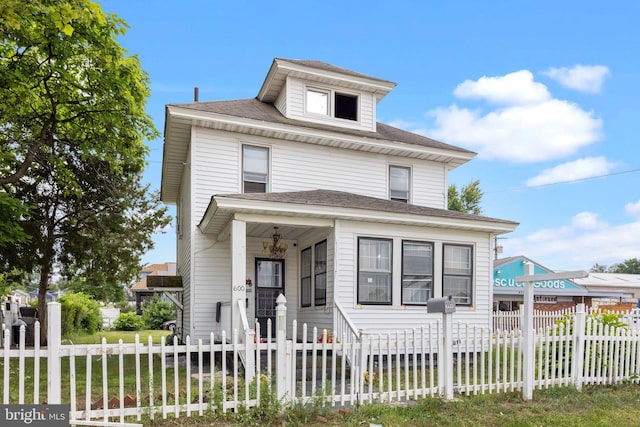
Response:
161,58,518,342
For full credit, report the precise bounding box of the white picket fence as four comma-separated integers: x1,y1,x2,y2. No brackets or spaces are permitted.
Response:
493,306,640,333
2,301,640,426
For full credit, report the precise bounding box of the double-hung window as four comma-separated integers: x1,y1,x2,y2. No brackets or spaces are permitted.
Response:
389,165,410,203
243,145,268,193
314,240,327,306
358,237,392,305
443,244,473,306
306,88,358,121
402,241,433,305
300,247,312,308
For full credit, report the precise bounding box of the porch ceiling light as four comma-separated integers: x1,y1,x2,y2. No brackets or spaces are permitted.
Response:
263,226,288,259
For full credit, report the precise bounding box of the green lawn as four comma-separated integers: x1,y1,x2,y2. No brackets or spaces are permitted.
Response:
148,383,640,427
63,329,172,345
1,329,186,405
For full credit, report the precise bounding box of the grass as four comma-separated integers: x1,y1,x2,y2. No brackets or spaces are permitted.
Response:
1,329,183,405
146,383,640,426
63,329,172,345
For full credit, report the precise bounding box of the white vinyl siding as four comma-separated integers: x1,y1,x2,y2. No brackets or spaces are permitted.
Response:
190,127,445,209
274,88,286,116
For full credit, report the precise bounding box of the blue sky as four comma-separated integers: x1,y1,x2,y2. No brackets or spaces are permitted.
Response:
100,0,640,272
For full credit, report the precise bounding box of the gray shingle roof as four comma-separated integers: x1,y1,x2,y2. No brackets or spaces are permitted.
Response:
276,58,396,85
171,98,474,155
217,189,518,226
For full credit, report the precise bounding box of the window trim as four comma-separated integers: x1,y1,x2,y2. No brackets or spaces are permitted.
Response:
300,246,312,308
314,240,327,306
401,240,434,306
242,144,269,193
305,86,360,122
389,164,411,203
442,243,474,307
357,237,393,305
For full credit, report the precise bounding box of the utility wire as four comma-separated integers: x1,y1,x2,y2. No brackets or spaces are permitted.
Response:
486,167,640,194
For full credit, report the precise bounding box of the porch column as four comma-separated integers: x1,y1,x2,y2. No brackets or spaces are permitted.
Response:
231,219,247,335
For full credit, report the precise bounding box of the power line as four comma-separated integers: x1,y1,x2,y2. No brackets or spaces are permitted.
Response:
486,167,640,194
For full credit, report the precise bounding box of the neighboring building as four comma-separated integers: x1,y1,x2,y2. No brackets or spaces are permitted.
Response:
161,58,518,342
131,262,178,314
573,273,640,309
8,289,31,306
28,290,61,302
493,256,623,311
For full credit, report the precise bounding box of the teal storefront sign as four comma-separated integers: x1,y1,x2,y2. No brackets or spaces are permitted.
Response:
494,259,583,290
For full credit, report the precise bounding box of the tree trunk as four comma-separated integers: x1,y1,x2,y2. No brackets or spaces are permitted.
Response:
38,266,50,346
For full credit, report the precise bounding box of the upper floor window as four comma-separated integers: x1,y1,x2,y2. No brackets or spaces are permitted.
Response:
243,145,268,193
389,165,410,203
443,244,473,306
358,237,392,305
402,241,433,305
306,88,358,121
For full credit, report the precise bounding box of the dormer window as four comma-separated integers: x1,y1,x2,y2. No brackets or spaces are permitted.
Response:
305,87,358,121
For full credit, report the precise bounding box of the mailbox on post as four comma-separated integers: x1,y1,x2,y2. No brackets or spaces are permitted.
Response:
427,295,456,314
427,295,456,400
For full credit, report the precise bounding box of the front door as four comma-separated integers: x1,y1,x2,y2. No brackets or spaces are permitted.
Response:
255,258,284,338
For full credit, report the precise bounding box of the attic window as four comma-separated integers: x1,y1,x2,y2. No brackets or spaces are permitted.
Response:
335,93,358,120
306,89,329,115
306,88,358,121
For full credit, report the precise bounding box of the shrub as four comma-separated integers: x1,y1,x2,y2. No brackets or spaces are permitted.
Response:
58,292,102,336
142,295,175,329
113,312,145,331
115,300,136,314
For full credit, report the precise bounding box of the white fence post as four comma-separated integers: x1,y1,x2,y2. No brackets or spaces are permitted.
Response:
442,313,454,400
573,303,586,391
245,328,256,385
47,302,62,404
521,262,535,402
275,294,291,402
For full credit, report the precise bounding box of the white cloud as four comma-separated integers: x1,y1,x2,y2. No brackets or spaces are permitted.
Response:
525,157,617,187
454,70,551,105
571,212,606,230
542,65,610,94
625,200,640,219
426,99,602,162
504,208,640,271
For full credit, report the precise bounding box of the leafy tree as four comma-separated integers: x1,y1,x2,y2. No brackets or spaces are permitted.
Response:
0,0,171,343
448,180,483,215
590,258,640,274
610,258,640,274
60,275,125,304
0,273,8,297
590,263,608,273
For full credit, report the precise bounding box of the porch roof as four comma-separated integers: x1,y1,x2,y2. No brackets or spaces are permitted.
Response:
198,189,519,236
